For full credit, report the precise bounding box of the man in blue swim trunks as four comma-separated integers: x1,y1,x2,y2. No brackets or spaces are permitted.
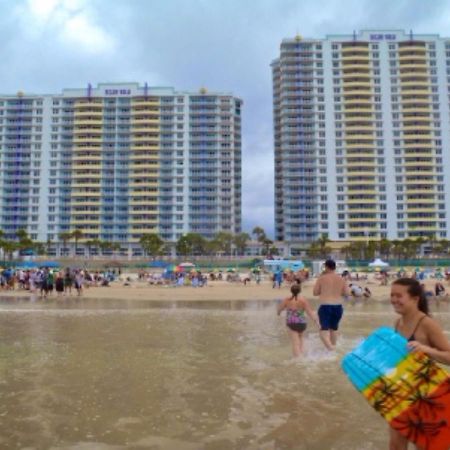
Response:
313,259,350,350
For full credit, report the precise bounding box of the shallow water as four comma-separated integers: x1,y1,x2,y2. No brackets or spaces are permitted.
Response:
0,297,448,449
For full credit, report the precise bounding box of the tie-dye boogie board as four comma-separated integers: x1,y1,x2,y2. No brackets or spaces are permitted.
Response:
342,327,450,450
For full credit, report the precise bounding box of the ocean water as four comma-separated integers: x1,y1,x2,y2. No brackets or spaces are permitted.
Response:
0,297,448,449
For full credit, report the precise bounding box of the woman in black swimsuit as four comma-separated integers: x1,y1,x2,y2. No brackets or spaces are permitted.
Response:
389,278,450,449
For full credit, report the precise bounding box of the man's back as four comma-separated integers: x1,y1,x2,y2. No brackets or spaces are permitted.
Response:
314,272,346,304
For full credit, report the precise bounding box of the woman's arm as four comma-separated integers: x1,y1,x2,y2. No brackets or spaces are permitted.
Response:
408,319,450,365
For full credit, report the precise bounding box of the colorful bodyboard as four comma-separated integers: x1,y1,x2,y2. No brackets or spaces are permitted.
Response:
342,327,450,450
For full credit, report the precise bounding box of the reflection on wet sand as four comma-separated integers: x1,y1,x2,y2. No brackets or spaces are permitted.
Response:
0,299,448,449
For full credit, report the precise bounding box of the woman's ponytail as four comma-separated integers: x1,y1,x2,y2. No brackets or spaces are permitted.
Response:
290,284,301,299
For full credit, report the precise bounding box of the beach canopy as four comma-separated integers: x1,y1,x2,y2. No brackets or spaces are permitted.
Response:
179,262,195,267
263,259,304,271
147,260,168,268
368,258,389,268
39,261,61,268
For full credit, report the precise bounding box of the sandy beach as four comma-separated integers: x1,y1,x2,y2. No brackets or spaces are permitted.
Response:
2,275,442,303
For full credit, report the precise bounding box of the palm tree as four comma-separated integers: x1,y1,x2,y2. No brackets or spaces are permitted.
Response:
234,232,250,256
85,239,101,258
1,241,19,261
71,229,84,254
377,238,391,260
307,234,332,259
58,232,73,257
16,229,33,251
213,232,234,256
139,234,164,259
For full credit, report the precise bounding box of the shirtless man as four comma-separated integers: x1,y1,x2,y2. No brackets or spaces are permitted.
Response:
313,259,350,350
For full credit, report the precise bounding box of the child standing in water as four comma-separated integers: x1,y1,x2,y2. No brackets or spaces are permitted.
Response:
389,278,450,450
277,284,320,357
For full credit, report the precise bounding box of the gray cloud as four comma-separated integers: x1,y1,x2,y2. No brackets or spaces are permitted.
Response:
2,0,450,236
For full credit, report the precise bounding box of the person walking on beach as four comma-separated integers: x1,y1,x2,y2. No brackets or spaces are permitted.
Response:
277,284,320,357
272,270,283,289
313,259,349,350
389,278,450,449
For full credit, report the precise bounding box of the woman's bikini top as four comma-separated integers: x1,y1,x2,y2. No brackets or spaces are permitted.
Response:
395,315,427,342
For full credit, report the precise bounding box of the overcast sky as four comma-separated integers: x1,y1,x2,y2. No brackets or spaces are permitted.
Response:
1,0,450,237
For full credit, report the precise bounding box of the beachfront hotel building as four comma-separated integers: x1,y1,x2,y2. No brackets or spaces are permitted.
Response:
272,29,450,245
0,83,242,256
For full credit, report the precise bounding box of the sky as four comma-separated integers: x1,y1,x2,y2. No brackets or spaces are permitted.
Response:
1,0,450,237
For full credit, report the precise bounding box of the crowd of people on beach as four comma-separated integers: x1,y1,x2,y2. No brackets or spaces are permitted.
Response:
0,267,117,298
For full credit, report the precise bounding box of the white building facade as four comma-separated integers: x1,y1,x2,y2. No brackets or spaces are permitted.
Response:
0,83,242,255
272,30,450,243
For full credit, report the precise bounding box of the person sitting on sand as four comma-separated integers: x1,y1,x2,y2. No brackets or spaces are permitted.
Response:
349,283,364,299
277,284,320,357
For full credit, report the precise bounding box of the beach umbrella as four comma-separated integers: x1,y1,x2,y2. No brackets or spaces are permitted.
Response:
179,262,195,267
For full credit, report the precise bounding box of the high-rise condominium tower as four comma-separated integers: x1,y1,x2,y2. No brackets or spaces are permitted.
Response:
272,29,450,243
0,83,242,254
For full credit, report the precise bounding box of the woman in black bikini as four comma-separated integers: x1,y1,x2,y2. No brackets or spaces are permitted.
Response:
389,278,450,450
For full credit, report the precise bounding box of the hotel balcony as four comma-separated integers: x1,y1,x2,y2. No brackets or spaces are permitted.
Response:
71,172,101,178
399,77,429,84
342,66,372,74
403,160,434,167
346,216,378,222
129,198,158,204
343,98,373,105
344,100,373,108
400,86,430,93
402,116,431,124
341,54,370,62
131,125,159,133
346,197,378,204
74,110,103,117
131,99,160,107
131,136,160,143
70,200,101,206
130,114,160,121
347,225,379,231
72,136,103,143
398,51,427,58
401,97,430,105
346,206,379,213
344,125,375,132
402,124,432,131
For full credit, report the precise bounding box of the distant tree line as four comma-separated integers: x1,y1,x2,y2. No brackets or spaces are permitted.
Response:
0,226,280,260
306,234,450,260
